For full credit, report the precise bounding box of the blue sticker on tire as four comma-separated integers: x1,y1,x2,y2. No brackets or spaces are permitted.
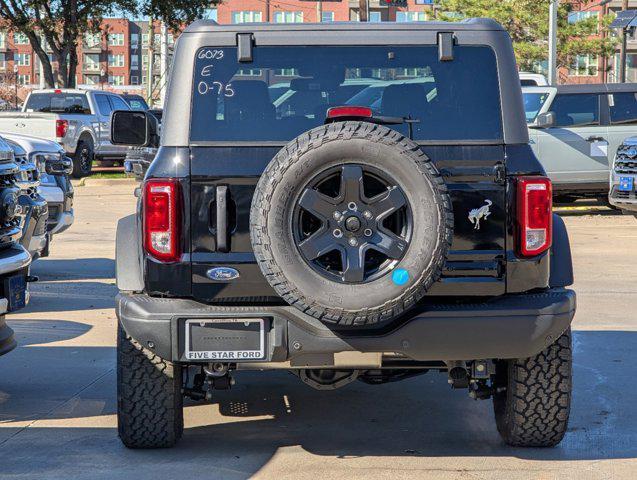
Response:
392,269,409,286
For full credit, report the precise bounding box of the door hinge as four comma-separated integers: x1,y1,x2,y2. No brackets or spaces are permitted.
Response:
494,163,506,185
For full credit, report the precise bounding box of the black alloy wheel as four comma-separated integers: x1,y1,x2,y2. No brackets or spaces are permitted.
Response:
293,164,412,284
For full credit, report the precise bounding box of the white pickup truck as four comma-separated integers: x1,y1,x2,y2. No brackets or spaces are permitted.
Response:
0,89,131,178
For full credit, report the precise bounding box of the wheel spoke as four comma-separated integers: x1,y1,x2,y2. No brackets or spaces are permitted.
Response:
368,186,407,219
298,229,336,260
298,189,337,220
342,246,365,282
339,165,364,203
369,230,408,259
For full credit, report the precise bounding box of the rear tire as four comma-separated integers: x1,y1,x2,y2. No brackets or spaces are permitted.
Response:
72,138,94,178
493,329,572,447
117,324,183,448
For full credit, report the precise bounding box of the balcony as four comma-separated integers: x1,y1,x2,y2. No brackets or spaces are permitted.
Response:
82,43,104,53
82,65,102,74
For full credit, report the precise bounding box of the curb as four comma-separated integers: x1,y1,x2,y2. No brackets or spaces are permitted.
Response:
72,177,138,187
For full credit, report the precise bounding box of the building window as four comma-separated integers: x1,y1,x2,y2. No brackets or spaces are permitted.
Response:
568,11,598,24
108,33,125,47
108,74,124,86
321,11,335,22
351,11,381,22
84,32,101,48
130,56,139,70
14,32,29,45
84,74,100,86
396,11,428,22
237,68,263,76
142,33,149,46
108,54,125,68
570,54,598,77
83,53,100,71
274,11,303,23
275,68,299,77
17,74,30,85
568,10,599,33
130,33,139,49
142,54,149,68
15,53,30,67
0,32,6,50
231,11,263,23
131,75,139,85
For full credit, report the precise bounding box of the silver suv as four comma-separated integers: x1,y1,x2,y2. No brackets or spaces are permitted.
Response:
609,137,637,216
524,83,637,199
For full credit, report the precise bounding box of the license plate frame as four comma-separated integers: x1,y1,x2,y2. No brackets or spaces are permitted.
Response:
4,274,26,312
184,318,266,362
618,176,634,192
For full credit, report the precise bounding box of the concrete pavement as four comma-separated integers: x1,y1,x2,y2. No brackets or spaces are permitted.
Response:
0,182,635,479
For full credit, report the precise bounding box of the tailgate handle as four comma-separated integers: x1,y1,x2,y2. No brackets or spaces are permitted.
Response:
216,186,229,252
586,136,606,142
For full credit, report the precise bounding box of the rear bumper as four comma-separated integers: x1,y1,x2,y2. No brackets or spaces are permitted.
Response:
117,288,576,364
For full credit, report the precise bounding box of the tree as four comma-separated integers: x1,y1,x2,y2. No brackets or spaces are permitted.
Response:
0,0,222,88
437,0,618,76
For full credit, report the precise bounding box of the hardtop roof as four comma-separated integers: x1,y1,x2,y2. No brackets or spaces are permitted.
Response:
183,18,505,34
524,83,637,94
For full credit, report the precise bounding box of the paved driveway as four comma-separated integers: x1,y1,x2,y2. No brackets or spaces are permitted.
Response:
0,182,635,479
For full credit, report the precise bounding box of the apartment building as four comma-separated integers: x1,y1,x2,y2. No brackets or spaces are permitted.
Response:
216,0,437,24
0,18,175,105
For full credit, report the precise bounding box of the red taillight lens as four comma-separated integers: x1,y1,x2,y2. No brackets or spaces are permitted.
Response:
326,106,373,119
55,119,68,138
143,179,181,262
516,177,553,257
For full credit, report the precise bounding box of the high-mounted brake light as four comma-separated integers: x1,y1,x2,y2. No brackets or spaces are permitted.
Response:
516,177,552,257
55,119,68,138
326,106,373,119
143,179,181,263
54,89,62,94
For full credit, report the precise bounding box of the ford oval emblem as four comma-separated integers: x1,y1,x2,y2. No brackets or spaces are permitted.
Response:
206,267,240,282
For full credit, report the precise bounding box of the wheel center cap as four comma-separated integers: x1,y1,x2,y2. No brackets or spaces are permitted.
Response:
345,216,361,232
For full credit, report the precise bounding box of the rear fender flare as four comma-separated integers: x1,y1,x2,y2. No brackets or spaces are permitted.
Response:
549,214,573,288
116,213,144,292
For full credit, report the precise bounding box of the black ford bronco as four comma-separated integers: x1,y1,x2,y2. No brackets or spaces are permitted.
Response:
112,19,576,449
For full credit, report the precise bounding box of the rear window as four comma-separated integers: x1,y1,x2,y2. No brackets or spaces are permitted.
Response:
123,95,149,110
25,93,90,114
190,46,503,143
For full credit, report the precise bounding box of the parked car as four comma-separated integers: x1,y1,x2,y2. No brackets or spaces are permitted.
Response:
519,72,548,86
0,136,34,357
609,136,637,216
111,19,575,449
4,138,48,259
0,89,131,178
2,133,74,255
524,83,637,199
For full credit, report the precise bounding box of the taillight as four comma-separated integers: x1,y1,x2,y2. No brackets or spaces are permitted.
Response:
56,119,68,138
516,177,553,257
143,179,181,262
326,106,373,120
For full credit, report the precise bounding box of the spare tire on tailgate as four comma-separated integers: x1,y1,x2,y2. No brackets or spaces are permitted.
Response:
250,121,453,327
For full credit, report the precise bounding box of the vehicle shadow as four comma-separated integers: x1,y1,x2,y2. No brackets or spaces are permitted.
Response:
0,330,634,479
31,257,115,281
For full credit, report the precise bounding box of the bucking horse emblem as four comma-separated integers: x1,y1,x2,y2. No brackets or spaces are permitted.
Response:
468,200,492,230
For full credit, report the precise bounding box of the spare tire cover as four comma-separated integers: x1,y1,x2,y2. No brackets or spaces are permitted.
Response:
250,121,453,327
